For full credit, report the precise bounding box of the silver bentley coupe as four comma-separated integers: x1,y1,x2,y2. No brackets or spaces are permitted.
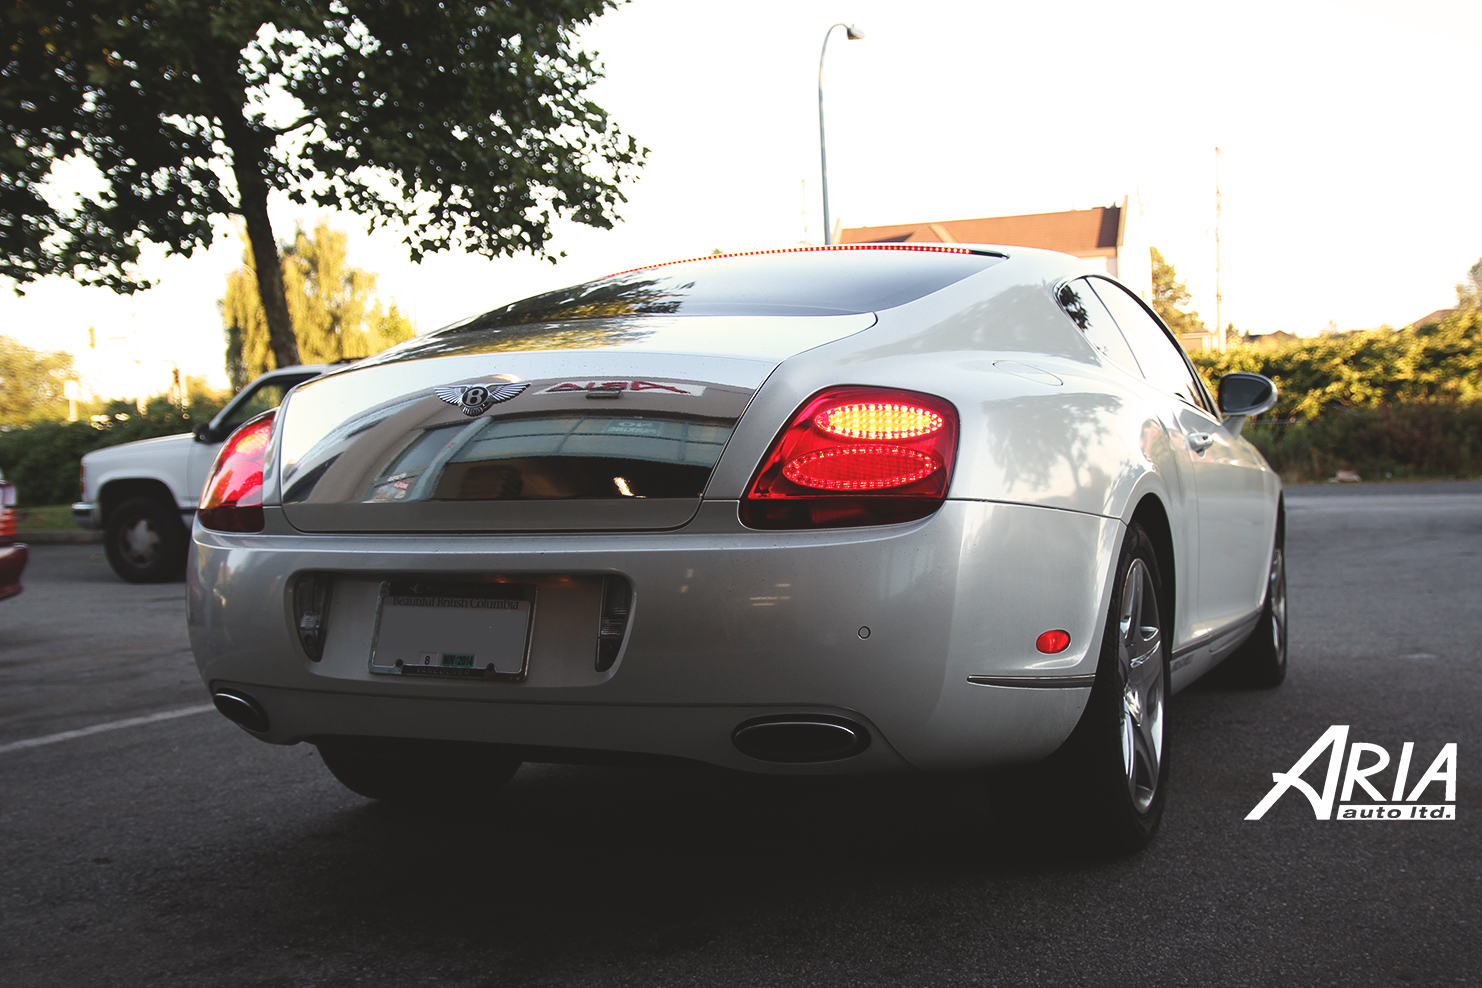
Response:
188,244,1286,850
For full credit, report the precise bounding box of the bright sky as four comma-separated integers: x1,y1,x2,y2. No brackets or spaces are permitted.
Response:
3,0,1479,399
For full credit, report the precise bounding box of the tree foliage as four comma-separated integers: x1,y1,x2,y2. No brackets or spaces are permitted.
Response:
1189,310,1482,420
1457,256,1482,310
2,0,645,369
0,334,75,426
0,390,224,504
222,220,415,388
1150,247,1205,337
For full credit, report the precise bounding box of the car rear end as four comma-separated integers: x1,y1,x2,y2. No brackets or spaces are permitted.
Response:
0,476,28,601
188,247,1109,776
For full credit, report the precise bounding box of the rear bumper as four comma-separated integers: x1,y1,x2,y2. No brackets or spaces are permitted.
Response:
0,543,28,600
189,499,1121,774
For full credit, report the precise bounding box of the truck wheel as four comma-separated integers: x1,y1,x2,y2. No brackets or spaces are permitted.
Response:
104,496,187,583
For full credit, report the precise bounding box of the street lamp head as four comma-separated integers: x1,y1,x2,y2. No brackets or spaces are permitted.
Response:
845,25,865,40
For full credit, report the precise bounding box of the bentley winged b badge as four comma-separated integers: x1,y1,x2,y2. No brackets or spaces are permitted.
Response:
434,381,529,417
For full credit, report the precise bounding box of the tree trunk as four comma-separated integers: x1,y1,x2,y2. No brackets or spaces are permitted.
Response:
236,180,299,369
216,100,299,369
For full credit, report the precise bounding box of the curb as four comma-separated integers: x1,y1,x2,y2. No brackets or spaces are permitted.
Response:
17,530,104,545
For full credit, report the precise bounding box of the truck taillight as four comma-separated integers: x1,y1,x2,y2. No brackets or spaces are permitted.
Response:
198,411,275,533
741,387,958,529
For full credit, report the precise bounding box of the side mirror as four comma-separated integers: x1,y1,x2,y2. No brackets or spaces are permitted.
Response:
193,423,217,444
1217,372,1278,434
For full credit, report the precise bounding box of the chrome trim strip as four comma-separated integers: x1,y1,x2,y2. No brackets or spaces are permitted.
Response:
966,674,1096,689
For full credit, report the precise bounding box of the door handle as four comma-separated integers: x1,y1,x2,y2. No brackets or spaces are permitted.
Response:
1188,432,1215,454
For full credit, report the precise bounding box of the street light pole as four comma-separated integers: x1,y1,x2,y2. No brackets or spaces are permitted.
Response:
818,23,863,246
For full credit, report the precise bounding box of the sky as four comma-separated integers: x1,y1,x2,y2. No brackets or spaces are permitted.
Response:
3,0,1480,400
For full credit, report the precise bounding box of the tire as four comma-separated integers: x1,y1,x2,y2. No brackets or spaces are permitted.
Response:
104,496,187,583
316,737,522,808
1220,521,1288,688
987,523,1170,853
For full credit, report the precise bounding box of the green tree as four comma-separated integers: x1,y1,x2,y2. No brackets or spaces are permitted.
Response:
222,221,416,388
1189,312,1482,420
0,335,75,426
1150,247,1206,337
1457,257,1482,310
2,0,645,371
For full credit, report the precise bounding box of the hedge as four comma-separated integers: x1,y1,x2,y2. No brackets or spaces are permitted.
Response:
1242,403,1482,483
0,395,221,507
1189,310,1482,420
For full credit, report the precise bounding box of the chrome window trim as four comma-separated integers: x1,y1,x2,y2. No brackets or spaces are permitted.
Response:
1083,274,1220,417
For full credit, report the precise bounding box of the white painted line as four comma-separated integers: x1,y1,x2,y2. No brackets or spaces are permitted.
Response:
0,704,215,755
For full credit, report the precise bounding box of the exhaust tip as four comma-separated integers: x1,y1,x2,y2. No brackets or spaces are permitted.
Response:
732,715,870,763
212,690,270,733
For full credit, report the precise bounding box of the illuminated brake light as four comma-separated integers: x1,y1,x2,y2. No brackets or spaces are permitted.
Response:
783,446,938,490
815,402,944,441
198,411,275,533
607,243,981,278
742,386,958,530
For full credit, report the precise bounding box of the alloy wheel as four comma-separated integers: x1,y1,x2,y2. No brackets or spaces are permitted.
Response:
1118,557,1165,814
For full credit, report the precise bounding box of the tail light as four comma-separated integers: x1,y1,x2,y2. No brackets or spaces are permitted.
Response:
741,387,958,529
199,410,275,532
0,485,16,545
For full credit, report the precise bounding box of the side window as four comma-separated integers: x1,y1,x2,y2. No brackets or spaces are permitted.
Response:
1055,279,1140,373
1087,279,1212,413
218,380,301,433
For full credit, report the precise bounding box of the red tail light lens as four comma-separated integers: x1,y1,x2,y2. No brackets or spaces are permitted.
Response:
742,387,958,529
198,411,275,533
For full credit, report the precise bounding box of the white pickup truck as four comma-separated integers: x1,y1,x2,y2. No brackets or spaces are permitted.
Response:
74,365,331,582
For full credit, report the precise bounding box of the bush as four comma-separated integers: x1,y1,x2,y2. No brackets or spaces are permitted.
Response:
1244,403,1482,483
0,420,104,505
1191,310,1482,420
0,394,223,507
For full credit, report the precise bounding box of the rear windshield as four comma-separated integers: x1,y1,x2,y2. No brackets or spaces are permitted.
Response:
447,247,1005,330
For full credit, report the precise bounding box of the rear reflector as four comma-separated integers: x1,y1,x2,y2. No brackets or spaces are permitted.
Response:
1036,630,1071,654
199,410,275,533
741,386,958,529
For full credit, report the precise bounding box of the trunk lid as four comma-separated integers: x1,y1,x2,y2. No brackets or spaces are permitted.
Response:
275,314,874,532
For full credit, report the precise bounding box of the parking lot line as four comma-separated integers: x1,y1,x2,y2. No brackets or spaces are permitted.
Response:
0,704,215,755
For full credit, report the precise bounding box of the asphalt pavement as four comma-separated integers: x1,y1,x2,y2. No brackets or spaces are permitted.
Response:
1,482,1478,987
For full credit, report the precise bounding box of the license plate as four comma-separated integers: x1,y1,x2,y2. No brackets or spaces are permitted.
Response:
368,581,536,681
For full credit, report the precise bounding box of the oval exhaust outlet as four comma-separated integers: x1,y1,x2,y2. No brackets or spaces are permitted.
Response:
732,715,870,763
212,690,270,733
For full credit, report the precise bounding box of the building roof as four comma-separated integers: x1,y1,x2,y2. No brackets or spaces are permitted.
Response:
840,204,1125,256
1410,307,1457,329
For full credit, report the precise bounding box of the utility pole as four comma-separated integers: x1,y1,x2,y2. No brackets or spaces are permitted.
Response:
1215,146,1225,352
